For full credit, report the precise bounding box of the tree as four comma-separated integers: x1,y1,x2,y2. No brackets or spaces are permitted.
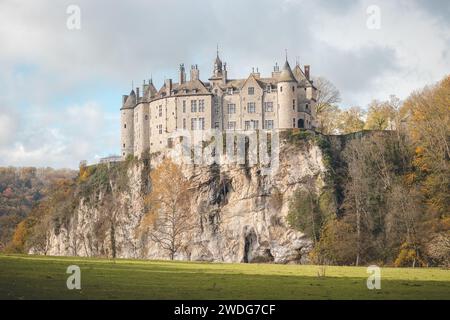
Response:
364,97,398,130
402,76,450,217
287,189,325,243
140,158,195,260
313,77,342,134
337,106,365,134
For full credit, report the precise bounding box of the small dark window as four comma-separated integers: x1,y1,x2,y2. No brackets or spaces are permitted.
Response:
298,119,305,128
280,86,283,92
124,124,126,128
292,86,295,92
293,118,296,128
123,143,125,148
145,115,148,120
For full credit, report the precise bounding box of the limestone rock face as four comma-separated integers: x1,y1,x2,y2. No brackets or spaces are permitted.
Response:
41,140,327,264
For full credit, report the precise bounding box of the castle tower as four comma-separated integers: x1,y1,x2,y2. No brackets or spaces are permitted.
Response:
277,60,297,129
120,89,136,157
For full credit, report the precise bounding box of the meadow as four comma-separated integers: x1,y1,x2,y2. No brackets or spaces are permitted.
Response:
0,254,449,300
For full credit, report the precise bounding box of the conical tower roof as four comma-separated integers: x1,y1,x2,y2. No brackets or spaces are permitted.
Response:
123,90,136,109
277,61,296,83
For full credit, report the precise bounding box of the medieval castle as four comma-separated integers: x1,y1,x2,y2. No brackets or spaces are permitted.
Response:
120,52,317,157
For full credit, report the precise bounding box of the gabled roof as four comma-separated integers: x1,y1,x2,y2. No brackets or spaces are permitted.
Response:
240,73,264,90
293,64,314,87
277,61,297,83
144,82,157,100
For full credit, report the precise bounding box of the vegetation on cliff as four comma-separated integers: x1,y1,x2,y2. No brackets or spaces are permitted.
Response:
288,75,450,267
0,167,76,251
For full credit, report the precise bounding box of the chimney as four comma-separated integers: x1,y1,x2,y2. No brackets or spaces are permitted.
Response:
272,62,281,78
136,87,140,99
253,67,260,79
190,65,199,81
304,65,310,80
179,64,186,84
165,79,172,96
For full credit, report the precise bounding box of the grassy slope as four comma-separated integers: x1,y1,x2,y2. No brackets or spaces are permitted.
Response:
0,254,449,300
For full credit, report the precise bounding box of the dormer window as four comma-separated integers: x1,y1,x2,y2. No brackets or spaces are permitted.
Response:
183,89,188,94
266,85,271,93
228,88,233,95
192,89,197,94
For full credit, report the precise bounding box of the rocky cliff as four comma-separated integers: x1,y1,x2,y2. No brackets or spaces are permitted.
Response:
36,135,329,263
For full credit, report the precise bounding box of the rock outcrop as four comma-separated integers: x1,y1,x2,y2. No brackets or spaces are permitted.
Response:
39,138,328,263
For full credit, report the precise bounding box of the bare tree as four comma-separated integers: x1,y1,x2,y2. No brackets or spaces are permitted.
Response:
141,158,195,260
313,77,342,134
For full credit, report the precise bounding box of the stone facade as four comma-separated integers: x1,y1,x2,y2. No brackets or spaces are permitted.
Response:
120,52,317,158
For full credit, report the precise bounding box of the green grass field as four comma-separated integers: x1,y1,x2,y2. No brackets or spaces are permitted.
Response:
0,254,449,300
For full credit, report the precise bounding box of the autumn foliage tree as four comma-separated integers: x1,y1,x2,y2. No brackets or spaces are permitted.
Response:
403,76,450,218
140,158,195,260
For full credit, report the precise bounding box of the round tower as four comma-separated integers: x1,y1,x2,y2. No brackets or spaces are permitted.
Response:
120,90,136,158
277,61,297,129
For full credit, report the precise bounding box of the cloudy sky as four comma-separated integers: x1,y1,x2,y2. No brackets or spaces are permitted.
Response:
0,0,449,168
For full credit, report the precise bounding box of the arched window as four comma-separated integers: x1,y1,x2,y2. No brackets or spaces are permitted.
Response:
298,119,305,128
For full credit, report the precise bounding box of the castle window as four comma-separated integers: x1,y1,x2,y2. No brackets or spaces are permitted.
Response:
298,119,305,128
123,143,125,148
199,118,205,130
306,104,309,110
124,124,126,128
266,85,271,93
199,99,205,112
227,104,236,114
293,99,296,110
245,120,258,130
214,122,219,129
293,118,296,128
228,121,236,130
191,118,198,130
292,86,295,92
183,118,186,129
158,124,162,134
247,102,256,113
248,87,254,95
145,115,148,120
158,105,162,117
264,102,273,112
191,100,197,112
214,100,219,114
280,86,282,92
228,88,233,95
183,100,186,113
264,120,274,129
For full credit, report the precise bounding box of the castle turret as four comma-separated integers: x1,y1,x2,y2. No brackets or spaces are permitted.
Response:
120,89,136,157
277,60,297,129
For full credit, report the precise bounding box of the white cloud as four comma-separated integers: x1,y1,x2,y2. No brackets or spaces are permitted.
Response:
0,0,448,167
0,101,117,168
